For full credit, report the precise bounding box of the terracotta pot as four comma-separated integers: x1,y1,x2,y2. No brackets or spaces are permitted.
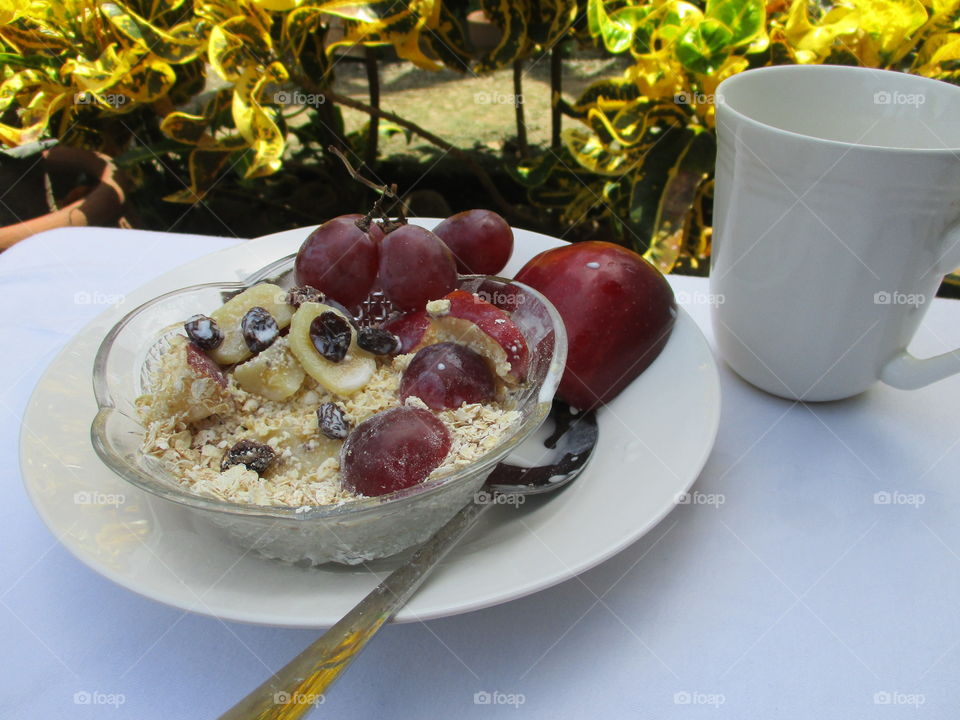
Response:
0,146,128,250
467,10,503,54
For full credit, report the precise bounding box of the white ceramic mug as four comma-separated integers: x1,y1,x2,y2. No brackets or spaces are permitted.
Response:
711,65,960,401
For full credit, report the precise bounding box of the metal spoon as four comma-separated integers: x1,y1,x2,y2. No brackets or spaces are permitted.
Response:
219,400,598,720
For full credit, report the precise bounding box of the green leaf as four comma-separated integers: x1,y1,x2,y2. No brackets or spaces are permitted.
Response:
0,52,59,71
588,0,650,54
646,129,715,273
627,125,694,253
505,149,561,187
560,78,642,119
675,19,733,74
705,0,765,47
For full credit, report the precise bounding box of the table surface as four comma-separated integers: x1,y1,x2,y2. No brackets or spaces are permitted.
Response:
4,227,960,719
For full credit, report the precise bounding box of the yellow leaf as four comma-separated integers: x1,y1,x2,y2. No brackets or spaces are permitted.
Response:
161,111,211,144
231,63,287,178
561,127,631,175
914,31,960,75
0,0,31,25
208,15,273,82
694,54,748,127
625,52,685,100
784,0,860,61
116,57,176,104
930,0,960,26
63,44,131,94
251,0,301,9
326,0,444,71
0,80,72,146
848,0,927,63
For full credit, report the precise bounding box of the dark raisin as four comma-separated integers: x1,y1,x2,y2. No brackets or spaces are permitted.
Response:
357,327,401,355
221,439,277,475
184,314,223,350
241,306,279,353
309,311,351,363
317,402,350,440
286,285,325,308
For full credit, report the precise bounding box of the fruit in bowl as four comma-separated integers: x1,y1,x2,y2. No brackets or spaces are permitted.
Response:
91,202,568,565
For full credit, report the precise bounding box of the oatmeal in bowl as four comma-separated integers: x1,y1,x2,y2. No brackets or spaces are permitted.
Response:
92,214,566,565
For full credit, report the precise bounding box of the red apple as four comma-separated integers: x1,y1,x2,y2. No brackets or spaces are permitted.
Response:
433,290,528,381
515,241,676,410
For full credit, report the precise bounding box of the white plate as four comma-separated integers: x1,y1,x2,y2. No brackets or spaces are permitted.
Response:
20,223,721,628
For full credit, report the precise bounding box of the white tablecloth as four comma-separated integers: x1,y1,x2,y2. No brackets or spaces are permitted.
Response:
4,227,960,719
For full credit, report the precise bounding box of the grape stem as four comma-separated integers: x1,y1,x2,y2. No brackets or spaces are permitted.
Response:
328,145,407,234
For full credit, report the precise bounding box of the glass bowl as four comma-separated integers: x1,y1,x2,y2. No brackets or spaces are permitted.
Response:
90,255,567,565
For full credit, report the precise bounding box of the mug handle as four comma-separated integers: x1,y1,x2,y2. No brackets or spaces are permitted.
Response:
881,221,960,390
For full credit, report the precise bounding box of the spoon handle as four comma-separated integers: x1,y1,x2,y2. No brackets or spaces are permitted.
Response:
218,499,494,720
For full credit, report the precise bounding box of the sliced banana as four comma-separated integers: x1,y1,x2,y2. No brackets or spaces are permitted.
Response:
208,283,293,365
286,431,341,470
233,338,305,401
288,302,375,396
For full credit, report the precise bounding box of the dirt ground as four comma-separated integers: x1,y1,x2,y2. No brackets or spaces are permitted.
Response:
331,53,633,157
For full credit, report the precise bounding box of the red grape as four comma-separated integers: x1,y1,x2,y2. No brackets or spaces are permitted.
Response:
341,407,451,496
400,342,496,410
382,310,429,353
432,209,513,275
295,216,378,307
377,225,457,311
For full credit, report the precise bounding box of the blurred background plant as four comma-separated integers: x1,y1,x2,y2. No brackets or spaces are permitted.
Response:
0,0,957,273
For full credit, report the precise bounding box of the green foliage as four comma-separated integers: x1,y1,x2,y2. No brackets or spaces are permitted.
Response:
520,0,960,273
0,0,956,269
